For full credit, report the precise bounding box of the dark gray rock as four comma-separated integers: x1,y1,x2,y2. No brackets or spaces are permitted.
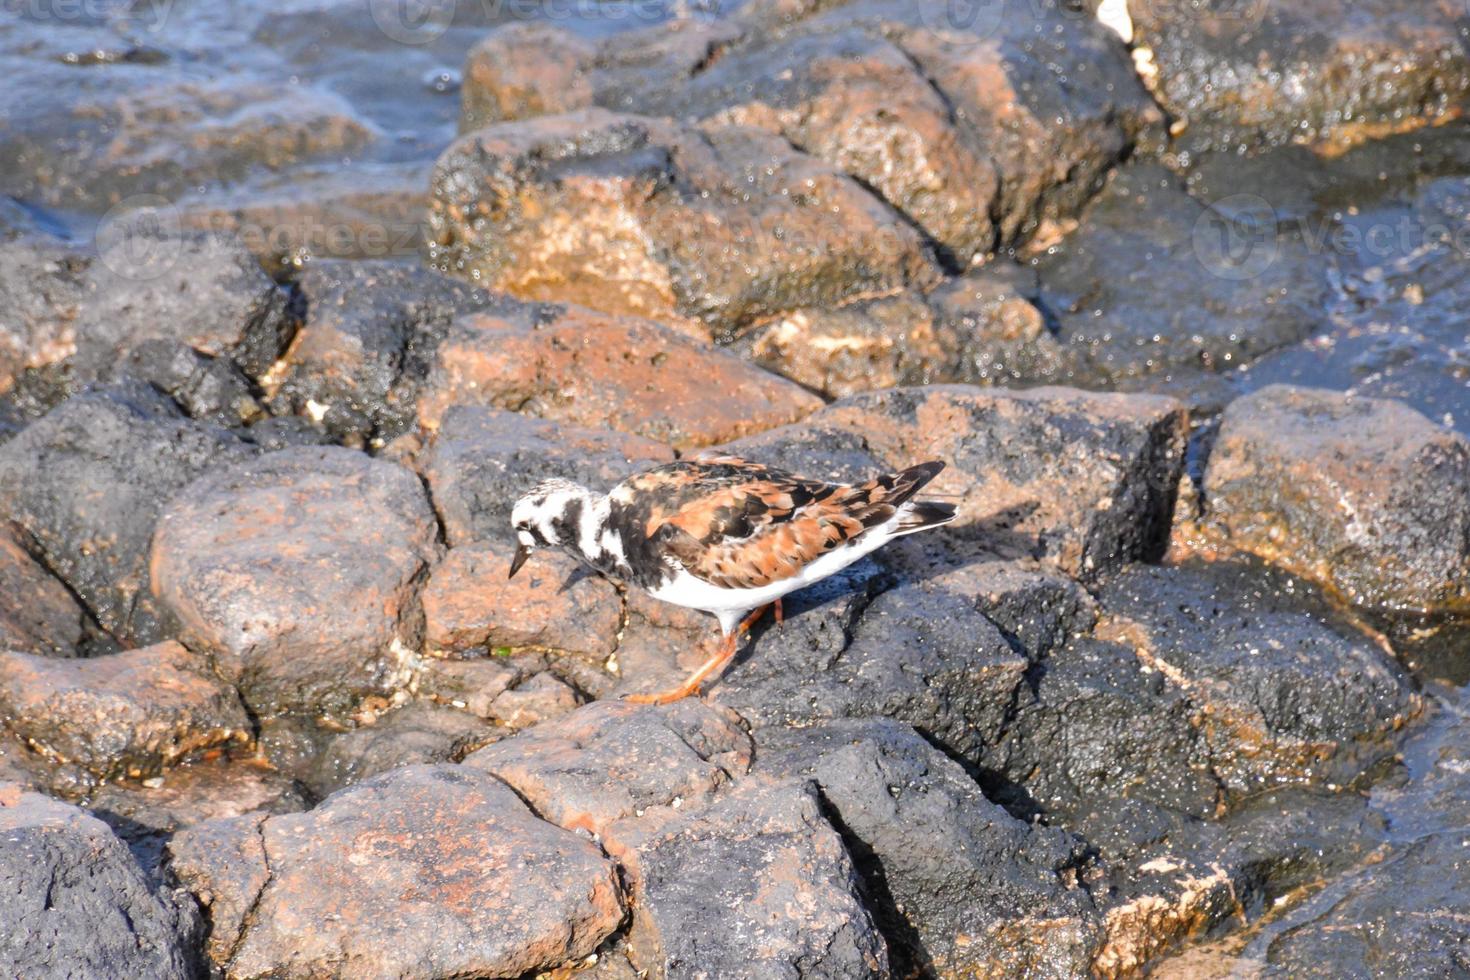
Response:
0,787,200,979
1095,560,1417,800
0,227,289,423
420,405,673,547
1033,164,1329,391
263,260,520,447
758,719,1104,978
0,382,254,647
625,776,889,979
1265,830,1470,976
306,701,500,798
984,635,1221,823
1131,0,1470,154
707,564,1031,767
815,385,1189,580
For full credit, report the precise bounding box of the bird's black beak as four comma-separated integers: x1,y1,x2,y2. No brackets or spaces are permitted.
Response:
508,544,531,580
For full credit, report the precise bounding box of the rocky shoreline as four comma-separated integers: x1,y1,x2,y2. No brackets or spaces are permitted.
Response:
3,0,1470,977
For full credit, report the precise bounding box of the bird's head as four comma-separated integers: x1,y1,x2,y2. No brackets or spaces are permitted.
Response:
509,478,595,578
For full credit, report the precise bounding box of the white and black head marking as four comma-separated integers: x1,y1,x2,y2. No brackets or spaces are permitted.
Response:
508,478,596,578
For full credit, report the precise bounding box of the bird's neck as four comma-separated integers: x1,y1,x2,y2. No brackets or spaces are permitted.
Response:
565,493,623,576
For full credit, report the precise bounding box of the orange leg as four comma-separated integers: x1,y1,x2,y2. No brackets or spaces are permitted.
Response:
626,604,771,705
774,597,784,626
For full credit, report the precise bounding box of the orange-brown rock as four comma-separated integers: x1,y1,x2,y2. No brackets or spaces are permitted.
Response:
463,699,751,849
742,265,1066,398
168,764,625,979
1204,385,1470,616
0,525,85,657
150,446,439,720
422,539,622,661
416,304,821,449
426,108,941,334
0,642,250,784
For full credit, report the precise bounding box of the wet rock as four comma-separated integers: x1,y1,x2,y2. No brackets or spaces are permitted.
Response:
741,264,1066,398
168,764,624,978
86,758,309,875
704,563,1033,767
0,223,290,415
1131,0,1470,153
1032,164,1329,391
1098,786,1388,977
1094,560,1417,800
877,542,1099,662
263,260,515,447
464,699,752,846
0,64,376,209
307,701,500,798
417,304,822,448
176,160,428,274
416,654,542,719
814,384,1189,579
0,525,85,657
0,641,250,786
1203,385,1470,616
1264,830,1470,975
486,671,583,729
459,22,596,131
150,446,439,720
0,382,254,646
758,718,1104,978
0,788,199,979
624,776,889,978
422,539,623,661
986,634,1222,823
420,405,672,547
983,557,1417,831
425,108,941,334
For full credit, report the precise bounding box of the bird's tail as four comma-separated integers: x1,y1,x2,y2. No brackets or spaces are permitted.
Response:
893,498,958,535
846,460,957,534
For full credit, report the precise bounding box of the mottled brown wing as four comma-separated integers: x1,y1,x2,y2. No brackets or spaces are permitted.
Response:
644,454,944,590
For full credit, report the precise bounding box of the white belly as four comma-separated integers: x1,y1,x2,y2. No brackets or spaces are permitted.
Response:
646,517,904,631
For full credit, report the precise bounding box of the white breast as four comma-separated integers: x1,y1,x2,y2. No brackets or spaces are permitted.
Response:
647,510,911,626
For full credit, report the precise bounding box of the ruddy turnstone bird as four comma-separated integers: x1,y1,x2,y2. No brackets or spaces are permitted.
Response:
508,453,956,704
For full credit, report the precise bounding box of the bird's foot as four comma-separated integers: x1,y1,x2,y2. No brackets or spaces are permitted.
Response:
774,597,783,626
